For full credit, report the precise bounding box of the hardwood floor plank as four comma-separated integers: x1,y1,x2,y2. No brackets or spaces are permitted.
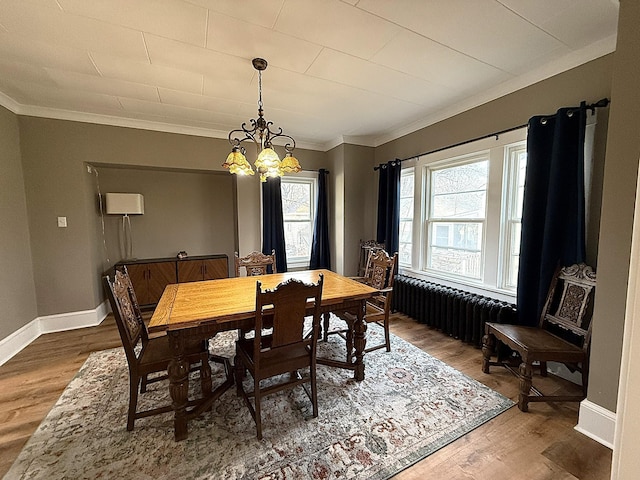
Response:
0,312,612,478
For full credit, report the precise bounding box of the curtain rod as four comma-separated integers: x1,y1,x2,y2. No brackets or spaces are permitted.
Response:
374,97,610,170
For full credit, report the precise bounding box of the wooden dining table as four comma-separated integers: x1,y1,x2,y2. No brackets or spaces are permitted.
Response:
148,268,378,441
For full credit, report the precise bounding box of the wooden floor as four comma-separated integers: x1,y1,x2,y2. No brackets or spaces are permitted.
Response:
0,313,612,479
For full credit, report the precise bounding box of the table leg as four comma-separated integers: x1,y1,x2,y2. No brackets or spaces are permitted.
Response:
352,300,367,381
167,331,190,441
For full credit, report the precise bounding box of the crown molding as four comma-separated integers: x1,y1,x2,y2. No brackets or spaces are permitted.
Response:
0,90,22,114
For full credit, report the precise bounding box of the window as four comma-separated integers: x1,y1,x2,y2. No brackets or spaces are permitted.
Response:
398,127,528,296
426,157,488,279
281,175,317,269
501,143,527,289
398,168,414,266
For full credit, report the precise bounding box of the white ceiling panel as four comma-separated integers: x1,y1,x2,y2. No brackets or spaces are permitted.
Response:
187,0,285,29
206,12,322,73
14,83,124,112
45,69,160,102
372,30,511,92
307,49,452,106
358,0,566,73
274,0,401,60
58,0,207,47
498,0,619,49
0,31,98,76
0,0,148,61
90,52,204,94
0,0,619,149
144,34,250,80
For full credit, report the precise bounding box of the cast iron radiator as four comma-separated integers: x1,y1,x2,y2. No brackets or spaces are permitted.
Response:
392,274,517,347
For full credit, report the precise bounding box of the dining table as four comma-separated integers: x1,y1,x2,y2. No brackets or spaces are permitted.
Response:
148,268,378,441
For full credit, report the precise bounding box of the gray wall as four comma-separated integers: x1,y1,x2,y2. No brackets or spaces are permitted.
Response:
0,106,37,339
96,166,237,275
590,0,640,412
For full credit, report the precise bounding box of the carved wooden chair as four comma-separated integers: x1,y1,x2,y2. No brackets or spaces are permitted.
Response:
357,239,385,276
103,266,212,431
482,263,596,411
325,250,398,356
235,274,324,440
234,250,277,277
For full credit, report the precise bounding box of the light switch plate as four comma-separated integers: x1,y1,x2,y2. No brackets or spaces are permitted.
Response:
57,216,67,228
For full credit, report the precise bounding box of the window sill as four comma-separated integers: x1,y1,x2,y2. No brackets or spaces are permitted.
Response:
398,267,516,303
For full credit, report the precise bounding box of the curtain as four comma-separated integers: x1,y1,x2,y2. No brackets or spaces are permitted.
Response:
310,169,331,269
517,104,587,326
376,160,401,255
262,176,287,273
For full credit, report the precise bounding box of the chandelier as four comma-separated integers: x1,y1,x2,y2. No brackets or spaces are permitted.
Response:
223,58,301,182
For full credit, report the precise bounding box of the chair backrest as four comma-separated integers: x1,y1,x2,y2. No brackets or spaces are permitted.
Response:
103,266,148,365
358,239,385,276
539,263,596,352
235,250,277,277
363,250,398,291
253,275,324,361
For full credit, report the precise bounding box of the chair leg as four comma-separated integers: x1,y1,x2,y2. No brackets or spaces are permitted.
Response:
539,361,548,377
383,317,391,352
311,364,318,418
199,352,212,398
518,362,533,412
322,313,330,342
234,356,245,396
127,375,139,431
254,376,262,440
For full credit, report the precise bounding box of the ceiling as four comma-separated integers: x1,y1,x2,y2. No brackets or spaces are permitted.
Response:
0,0,619,151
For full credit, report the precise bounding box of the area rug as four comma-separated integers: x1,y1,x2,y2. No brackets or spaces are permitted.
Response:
5,318,513,480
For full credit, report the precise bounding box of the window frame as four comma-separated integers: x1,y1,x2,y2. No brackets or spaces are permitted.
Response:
424,153,489,281
398,167,415,268
499,142,527,290
280,172,318,270
400,128,528,301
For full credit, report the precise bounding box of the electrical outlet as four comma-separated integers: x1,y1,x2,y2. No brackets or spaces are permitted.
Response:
57,216,67,228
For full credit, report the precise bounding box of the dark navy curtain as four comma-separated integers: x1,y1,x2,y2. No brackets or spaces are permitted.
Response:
376,160,401,255
310,169,331,269
517,104,587,326
262,177,287,273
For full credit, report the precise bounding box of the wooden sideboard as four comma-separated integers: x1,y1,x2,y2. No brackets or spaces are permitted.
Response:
115,254,228,307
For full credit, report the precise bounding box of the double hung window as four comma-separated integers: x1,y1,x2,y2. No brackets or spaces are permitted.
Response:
281,175,317,269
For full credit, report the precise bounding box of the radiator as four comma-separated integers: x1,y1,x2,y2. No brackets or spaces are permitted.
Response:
392,274,517,347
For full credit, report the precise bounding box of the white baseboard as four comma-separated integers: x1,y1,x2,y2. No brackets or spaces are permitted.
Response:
0,301,109,367
575,399,616,449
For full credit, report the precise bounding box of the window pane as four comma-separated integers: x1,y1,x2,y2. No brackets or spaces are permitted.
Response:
281,182,311,221
431,160,488,219
284,221,312,260
501,143,527,290
281,178,316,267
399,168,414,266
428,222,482,278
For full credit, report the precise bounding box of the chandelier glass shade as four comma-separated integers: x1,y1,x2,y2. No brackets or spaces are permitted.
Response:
223,58,301,182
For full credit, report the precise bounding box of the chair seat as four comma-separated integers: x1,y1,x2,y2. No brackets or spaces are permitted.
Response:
486,323,585,362
237,337,311,378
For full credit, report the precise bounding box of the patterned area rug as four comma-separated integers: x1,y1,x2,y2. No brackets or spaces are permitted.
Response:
6,318,513,480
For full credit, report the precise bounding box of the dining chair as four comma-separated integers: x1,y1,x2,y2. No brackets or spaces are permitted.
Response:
325,250,398,356
357,239,385,277
103,266,212,431
235,274,324,440
482,263,596,411
234,250,277,277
